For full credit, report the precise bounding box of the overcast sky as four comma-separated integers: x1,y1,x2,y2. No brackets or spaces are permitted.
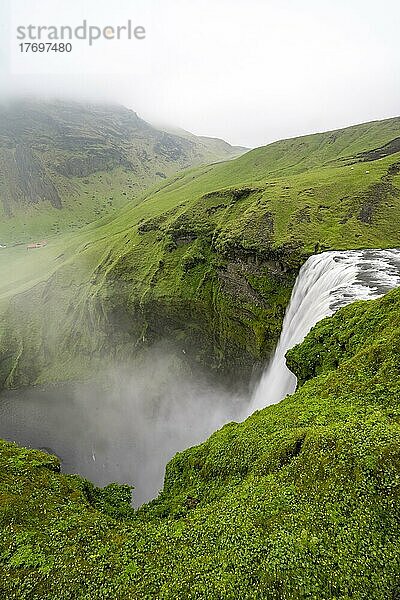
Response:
1,0,400,147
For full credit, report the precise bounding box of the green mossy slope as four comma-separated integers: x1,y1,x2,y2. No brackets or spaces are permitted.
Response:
2,288,400,598
1,117,400,388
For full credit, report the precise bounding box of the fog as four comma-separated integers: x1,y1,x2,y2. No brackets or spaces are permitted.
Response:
0,347,245,505
1,0,400,147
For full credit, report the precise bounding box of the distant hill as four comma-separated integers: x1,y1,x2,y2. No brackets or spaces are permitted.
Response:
158,124,248,159
0,99,246,242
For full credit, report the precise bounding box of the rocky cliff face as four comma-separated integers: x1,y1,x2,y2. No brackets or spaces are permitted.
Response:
0,145,62,215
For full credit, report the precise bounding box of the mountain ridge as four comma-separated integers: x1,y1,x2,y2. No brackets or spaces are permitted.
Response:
0,98,246,242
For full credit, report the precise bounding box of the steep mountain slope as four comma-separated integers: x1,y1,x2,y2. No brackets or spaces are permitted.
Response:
0,99,245,243
2,287,400,598
0,116,400,389
159,124,248,159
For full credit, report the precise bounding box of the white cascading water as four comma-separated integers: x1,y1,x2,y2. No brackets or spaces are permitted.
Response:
247,248,400,415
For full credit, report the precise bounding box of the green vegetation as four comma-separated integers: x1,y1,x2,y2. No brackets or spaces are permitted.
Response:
1,115,400,389
1,108,400,597
0,99,245,243
2,287,400,598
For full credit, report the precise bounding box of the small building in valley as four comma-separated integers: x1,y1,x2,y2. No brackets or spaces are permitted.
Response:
27,240,48,250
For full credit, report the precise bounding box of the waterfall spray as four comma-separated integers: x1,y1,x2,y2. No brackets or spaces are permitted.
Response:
247,249,400,415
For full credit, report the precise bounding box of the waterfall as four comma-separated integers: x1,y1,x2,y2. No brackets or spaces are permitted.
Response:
247,248,400,415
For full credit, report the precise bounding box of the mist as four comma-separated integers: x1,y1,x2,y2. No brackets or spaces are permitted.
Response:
0,346,245,505
2,0,400,147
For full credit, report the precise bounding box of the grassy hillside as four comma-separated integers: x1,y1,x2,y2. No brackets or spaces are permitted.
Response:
0,99,245,243
0,116,399,388
2,287,400,598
